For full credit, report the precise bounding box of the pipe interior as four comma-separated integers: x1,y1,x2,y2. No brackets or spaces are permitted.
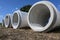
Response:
29,4,50,27
13,13,18,25
2,19,4,26
5,16,9,25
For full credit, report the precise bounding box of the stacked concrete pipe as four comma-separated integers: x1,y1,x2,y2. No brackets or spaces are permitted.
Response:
11,10,28,29
27,1,60,32
4,14,12,28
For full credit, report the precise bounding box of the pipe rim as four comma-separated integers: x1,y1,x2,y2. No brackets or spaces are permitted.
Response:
4,14,11,28
11,10,21,29
27,1,56,32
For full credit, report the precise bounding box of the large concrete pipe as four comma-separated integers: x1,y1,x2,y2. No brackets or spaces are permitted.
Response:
27,1,60,32
11,10,28,29
4,14,12,28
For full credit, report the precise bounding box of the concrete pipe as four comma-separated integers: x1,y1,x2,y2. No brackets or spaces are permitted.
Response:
11,10,28,29
27,1,60,32
4,14,12,28
2,19,5,27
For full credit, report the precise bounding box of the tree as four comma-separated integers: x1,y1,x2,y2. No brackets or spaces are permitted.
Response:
20,5,31,12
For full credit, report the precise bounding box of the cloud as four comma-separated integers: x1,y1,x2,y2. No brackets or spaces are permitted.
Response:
16,7,18,10
11,7,18,12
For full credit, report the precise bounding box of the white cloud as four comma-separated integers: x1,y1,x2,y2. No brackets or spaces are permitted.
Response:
11,7,18,12
16,7,18,10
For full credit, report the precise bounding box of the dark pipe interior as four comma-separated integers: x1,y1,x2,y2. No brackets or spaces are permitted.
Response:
5,16,9,25
29,4,50,27
13,13,18,25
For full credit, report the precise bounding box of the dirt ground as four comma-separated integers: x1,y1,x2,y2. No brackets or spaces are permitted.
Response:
0,25,60,40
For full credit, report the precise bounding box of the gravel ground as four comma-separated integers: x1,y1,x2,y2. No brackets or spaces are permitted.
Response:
0,25,60,40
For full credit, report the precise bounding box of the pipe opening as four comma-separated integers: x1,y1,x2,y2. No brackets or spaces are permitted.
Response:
29,4,50,27
13,13,18,26
5,16,9,26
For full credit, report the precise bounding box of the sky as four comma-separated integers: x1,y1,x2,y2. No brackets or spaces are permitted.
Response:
0,0,60,23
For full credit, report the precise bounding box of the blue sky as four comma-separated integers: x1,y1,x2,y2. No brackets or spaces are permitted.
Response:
0,0,60,23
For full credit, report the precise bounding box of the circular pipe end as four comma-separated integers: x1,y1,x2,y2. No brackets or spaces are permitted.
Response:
11,10,21,29
27,1,56,32
4,14,11,28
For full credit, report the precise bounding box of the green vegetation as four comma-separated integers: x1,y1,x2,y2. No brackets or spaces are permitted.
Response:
20,5,31,12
